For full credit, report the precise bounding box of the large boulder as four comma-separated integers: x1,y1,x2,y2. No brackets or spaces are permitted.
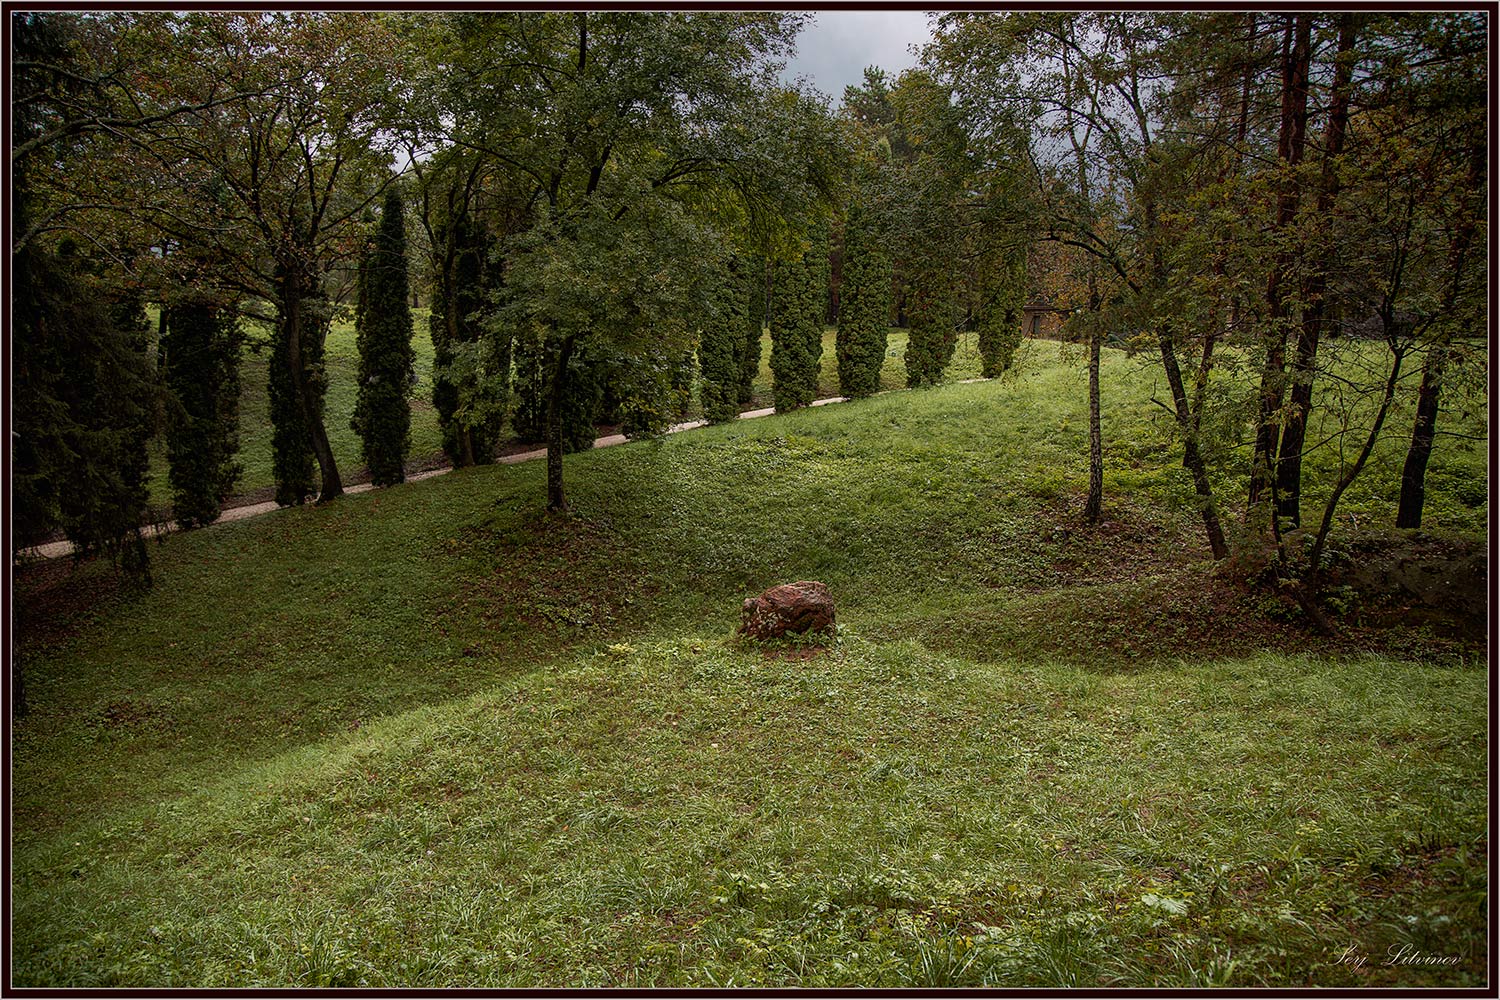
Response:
738,581,836,640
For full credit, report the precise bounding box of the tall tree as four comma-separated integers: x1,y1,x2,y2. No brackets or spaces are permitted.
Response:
835,195,892,398
161,296,242,528
352,189,417,486
427,12,843,511
83,13,407,505
700,254,752,422
12,13,159,574
770,223,830,411
1246,14,1313,519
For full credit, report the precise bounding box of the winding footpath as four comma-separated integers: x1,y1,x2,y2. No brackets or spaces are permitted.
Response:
19,392,897,563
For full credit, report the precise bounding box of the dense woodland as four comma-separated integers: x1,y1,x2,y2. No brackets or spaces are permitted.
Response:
14,12,1485,573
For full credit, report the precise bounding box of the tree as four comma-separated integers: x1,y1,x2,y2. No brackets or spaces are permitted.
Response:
408,146,520,467
903,261,961,388
976,252,1026,377
933,12,1231,550
427,12,843,511
161,297,242,528
87,13,406,505
700,255,752,422
836,196,892,398
352,189,417,486
12,13,159,575
770,223,830,411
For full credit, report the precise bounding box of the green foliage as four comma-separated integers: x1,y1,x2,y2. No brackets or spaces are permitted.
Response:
700,255,750,423
511,330,606,453
161,299,242,529
835,198,891,398
430,209,508,467
903,264,961,387
268,283,329,507
12,245,156,576
351,189,416,486
770,226,830,411
11,340,1486,988
976,254,1026,378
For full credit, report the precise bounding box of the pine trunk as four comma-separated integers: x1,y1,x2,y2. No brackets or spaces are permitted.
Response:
1275,15,1355,527
1395,345,1448,529
1248,14,1311,515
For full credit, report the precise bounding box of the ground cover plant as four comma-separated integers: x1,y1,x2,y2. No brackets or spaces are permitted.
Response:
12,340,1486,988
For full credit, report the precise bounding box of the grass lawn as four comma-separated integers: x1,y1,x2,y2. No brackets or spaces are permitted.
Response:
14,340,1487,987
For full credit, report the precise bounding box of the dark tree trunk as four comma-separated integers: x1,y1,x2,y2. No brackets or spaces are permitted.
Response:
1158,325,1229,560
281,271,343,503
1276,14,1356,527
1248,14,1311,515
545,333,577,512
1084,301,1103,525
458,429,476,468
1395,344,1448,529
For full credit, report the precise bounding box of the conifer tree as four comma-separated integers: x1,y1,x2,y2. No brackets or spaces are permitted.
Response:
701,256,750,422
770,227,829,412
14,244,156,575
352,189,416,486
903,263,959,387
269,269,328,506
835,199,891,398
977,254,1026,377
162,298,242,528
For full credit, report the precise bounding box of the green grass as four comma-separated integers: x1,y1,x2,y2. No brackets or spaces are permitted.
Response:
15,340,1487,987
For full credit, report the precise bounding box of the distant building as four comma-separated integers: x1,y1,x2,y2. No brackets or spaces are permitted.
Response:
1021,299,1069,340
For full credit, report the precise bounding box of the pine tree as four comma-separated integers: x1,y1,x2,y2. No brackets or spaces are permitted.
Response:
977,254,1026,378
269,266,328,506
835,199,891,398
903,263,959,387
162,298,242,528
13,244,156,576
701,255,750,423
351,189,416,486
770,227,829,412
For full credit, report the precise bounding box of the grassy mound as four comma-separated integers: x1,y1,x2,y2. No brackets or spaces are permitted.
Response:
13,341,1487,987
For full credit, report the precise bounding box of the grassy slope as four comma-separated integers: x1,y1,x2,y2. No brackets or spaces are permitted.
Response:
15,340,1487,988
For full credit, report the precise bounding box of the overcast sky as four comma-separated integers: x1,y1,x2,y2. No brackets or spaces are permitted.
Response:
780,11,936,105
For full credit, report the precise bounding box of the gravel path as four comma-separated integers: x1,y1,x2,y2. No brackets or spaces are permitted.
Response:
18,390,890,562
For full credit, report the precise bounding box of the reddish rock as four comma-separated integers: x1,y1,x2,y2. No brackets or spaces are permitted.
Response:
738,581,836,640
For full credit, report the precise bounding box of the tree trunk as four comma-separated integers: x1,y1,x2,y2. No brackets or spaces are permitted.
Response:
545,334,577,512
1158,325,1229,560
1248,14,1311,516
458,428,476,468
1395,344,1448,529
1084,312,1103,524
1276,14,1356,527
281,271,343,503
